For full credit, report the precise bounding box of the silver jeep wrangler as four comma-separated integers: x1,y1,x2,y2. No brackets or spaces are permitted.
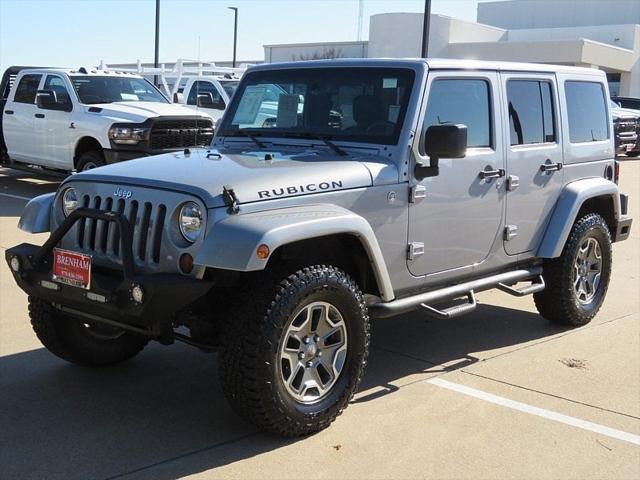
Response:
6,59,633,437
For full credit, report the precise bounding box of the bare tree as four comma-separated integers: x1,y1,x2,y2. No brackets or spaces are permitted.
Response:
293,48,344,61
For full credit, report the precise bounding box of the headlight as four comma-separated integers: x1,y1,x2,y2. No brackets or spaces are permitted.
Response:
62,188,78,217
179,202,204,243
108,125,149,145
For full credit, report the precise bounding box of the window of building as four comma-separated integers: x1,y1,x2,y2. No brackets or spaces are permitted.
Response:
13,74,42,104
423,79,492,149
565,81,609,143
606,73,621,97
507,80,556,146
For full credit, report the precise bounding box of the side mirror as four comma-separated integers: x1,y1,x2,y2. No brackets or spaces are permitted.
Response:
36,89,72,111
197,93,215,108
173,92,184,103
36,90,57,109
415,124,468,180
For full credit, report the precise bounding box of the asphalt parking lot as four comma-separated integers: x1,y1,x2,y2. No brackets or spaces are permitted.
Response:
0,162,638,480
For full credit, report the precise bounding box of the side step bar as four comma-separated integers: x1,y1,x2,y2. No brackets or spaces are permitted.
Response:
497,275,545,297
421,291,477,319
370,267,543,319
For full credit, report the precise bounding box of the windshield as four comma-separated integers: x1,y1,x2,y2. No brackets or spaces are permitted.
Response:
71,76,168,104
219,67,415,145
220,80,239,98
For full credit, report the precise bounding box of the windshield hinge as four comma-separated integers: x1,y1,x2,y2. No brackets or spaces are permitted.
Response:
222,185,240,215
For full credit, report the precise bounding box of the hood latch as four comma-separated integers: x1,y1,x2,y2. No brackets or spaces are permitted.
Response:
222,185,240,215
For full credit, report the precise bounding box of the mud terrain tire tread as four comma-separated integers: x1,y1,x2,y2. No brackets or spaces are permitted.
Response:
218,265,370,437
534,213,612,326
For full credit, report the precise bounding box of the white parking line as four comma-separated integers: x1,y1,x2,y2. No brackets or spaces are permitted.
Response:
0,192,32,201
428,377,640,446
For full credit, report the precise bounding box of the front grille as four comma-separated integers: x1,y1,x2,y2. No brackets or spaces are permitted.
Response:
75,194,167,266
149,118,214,150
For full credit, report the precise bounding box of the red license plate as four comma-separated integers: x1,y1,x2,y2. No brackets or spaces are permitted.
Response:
52,248,92,289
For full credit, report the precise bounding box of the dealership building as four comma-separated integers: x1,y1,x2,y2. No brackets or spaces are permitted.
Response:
264,0,640,97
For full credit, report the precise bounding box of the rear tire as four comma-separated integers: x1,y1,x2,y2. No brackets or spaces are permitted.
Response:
76,150,105,172
534,213,612,326
29,296,147,367
218,265,370,437
626,151,640,158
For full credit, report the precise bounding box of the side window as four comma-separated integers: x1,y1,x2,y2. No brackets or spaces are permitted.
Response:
13,74,42,104
423,79,492,149
565,81,609,143
43,75,71,104
507,80,556,146
187,81,224,106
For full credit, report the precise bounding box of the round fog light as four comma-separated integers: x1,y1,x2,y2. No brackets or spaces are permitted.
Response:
10,256,21,273
131,284,145,304
179,253,194,274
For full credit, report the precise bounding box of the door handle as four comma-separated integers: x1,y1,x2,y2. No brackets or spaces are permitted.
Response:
479,168,505,180
540,161,562,172
35,113,45,119
5,110,14,115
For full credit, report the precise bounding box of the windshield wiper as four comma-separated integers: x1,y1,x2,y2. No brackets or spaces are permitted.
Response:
224,129,267,149
289,132,348,156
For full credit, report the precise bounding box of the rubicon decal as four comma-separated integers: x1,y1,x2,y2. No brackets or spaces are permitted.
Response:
258,181,343,199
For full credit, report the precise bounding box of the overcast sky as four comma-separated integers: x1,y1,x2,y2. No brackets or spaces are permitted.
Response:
0,0,485,71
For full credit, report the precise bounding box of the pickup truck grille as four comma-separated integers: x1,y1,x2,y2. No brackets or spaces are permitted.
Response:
75,194,166,265
149,118,214,150
615,119,638,135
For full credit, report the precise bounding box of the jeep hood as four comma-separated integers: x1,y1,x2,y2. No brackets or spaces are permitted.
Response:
69,148,391,208
84,101,212,123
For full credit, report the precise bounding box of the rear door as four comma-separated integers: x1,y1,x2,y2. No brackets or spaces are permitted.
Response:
2,73,43,162
501,73,563,255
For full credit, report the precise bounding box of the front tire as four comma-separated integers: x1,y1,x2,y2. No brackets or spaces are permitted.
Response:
218,265,370,437
534,213,612,326
76,150,105,172
29,297,147,367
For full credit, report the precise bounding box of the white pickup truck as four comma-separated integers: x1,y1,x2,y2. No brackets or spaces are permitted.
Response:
173,75,239,122
0,67,214,173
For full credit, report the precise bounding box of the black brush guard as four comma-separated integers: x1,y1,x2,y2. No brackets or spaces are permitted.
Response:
5,208,212,343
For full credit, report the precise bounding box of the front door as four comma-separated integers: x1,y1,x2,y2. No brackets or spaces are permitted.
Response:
35,74,74,169
500,73,564,255
408,71,505,277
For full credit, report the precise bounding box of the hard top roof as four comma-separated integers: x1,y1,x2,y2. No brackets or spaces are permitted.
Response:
248,57,605,77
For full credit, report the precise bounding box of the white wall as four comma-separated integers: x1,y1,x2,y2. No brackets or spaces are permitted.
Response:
507,24,638,50
367,13,506,58
478,0,640,29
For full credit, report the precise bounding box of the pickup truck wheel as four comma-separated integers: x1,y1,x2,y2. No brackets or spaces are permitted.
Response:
534,213,612,326
218,265,370,437
77,151,105,172
28,296,147,366
626,151,640,158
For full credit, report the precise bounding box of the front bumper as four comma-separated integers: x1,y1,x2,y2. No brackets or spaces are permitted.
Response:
5,208,212,342
103,149,149,164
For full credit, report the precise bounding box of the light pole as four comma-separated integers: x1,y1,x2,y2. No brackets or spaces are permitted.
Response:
228,7,238,68
154,0,160,85
421,0,431,58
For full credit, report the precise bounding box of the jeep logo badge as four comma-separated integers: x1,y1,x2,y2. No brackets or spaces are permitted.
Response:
113,187,133,199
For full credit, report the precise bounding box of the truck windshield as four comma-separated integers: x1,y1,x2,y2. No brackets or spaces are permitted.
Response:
71,76,168,104
219,67,415,145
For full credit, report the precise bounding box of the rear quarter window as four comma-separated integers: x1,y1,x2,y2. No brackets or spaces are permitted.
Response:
565,81,609,143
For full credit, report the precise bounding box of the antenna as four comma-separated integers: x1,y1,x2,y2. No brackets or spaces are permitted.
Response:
357,0,364,41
